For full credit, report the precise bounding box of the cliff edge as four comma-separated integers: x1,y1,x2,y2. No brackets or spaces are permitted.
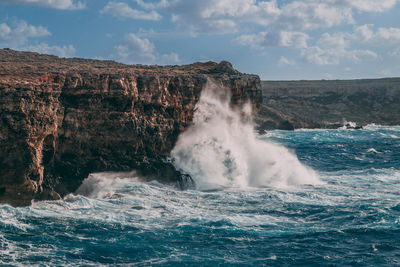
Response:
256,79,400,131
0,49,262,206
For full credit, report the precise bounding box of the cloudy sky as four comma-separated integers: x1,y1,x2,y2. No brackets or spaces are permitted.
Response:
1,0,400,80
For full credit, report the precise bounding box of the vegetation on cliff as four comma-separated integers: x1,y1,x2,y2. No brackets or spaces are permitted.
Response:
256,79,400,131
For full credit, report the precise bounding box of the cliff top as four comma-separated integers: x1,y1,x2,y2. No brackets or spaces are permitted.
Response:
0,48,261,206
0,48,240,82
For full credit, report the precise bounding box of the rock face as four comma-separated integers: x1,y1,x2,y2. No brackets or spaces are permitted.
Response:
256,79,400,131
0,49,262,206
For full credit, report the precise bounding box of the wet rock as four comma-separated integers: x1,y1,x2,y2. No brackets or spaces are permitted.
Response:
344,123,363,130
0,49,262,206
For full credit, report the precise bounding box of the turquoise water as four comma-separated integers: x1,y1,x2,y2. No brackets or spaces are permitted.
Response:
1,125,400,266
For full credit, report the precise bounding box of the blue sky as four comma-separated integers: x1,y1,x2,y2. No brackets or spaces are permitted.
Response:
1,0,400,80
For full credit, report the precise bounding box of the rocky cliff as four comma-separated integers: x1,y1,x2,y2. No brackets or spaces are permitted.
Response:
256,79,400,131
0,49,262,206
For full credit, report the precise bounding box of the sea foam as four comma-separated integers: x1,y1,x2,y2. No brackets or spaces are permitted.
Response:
171,80,320,190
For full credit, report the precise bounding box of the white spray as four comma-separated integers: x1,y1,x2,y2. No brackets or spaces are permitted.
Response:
171,79,320,190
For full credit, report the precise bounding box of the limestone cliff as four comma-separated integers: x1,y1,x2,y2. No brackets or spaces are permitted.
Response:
0,49,262,206
256,79,400,131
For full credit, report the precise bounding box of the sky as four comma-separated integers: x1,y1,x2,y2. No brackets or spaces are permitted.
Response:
0,0,400,80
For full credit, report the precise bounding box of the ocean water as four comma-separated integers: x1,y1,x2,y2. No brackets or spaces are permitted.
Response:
1,125,400,266
1,82,400,266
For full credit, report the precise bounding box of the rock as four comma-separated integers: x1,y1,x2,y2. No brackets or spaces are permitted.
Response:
344,123,363,130
210,61,239,75
279,120,295,131
258,79,400,129
0,49,262,206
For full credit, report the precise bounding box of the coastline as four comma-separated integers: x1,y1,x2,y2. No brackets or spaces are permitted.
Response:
0,49,262,206
256,78,400,131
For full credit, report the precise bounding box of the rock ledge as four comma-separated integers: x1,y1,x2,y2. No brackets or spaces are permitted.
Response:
0,49,262,206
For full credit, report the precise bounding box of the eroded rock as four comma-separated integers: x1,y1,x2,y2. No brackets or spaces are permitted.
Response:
0,49,262,206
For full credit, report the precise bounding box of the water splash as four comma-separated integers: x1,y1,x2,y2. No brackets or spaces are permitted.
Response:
171,79,320,190
76,171,141,199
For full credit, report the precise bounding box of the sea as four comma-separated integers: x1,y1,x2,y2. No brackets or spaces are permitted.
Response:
1,82,399,266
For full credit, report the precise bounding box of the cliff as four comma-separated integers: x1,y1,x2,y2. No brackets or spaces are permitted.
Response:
0,49,262,206
256,79,400,131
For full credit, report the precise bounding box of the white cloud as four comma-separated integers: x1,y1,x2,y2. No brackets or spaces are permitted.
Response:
278,56,296,67
317,32,349,49
275,0,398,31
234,9,400,66
279,31,309,48
300,30,377,65
126,0,399,45
301,45,377,65
0,20,76,57
131,0,399,36
7,0,85,10
276,1,354,31
347,0,397,12
199,0,280,25
234,32,267,49
26,43,76,57
0,20,50,46
235,31,309,49
380,69,392,76
160,52,180,64
236,22,400,66
115,33,156,64
133,0,398,69
165,0,386,34
354,24,375,41
135,0,169,10
305,33,378,64
358,26,400,56
101,2,162,21
299,24,400,65
375,27,400,43
164,0,280,34
156,0,399,34
353,24,400,44
389,47,400,57
114,33,180,65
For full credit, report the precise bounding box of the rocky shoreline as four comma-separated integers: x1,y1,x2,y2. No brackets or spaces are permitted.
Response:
255,79,400,131
3,49,398,206
0,49,262,206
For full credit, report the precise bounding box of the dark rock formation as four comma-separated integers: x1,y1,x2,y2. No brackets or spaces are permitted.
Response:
256,79,400,131
0,49,262,206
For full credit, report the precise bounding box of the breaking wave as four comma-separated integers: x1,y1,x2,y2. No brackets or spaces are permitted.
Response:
171,80,320,190
2,121,400,265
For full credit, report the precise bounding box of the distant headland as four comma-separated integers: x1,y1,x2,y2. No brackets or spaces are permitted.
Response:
255,78,400,131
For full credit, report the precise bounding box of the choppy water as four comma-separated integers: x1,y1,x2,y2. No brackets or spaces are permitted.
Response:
1,125,400,266
2,82,400,265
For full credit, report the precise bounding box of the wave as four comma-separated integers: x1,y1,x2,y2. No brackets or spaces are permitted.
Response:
76,171,141,199
171,79,320,190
